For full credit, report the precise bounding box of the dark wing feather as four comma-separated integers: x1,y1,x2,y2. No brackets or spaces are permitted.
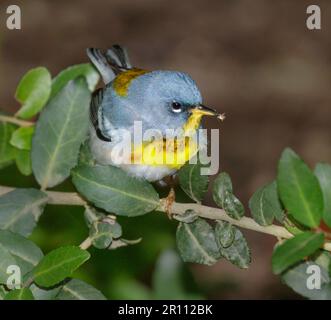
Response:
105,45,132,74
86,48,115,84
90,88,112,142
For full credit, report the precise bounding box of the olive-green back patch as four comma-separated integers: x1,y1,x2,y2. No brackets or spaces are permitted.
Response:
112,68,148,97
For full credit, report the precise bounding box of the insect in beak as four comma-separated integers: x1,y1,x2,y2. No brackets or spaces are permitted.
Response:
190,104,226,121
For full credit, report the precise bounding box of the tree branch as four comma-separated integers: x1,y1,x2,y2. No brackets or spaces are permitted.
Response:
1,185,330,251
0,115,34,127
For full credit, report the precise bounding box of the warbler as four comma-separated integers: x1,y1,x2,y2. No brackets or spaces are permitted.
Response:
87,45,224,183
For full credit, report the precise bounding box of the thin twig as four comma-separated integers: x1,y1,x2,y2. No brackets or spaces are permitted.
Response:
79,237,92,250
0,115,34,127
0,185,330,251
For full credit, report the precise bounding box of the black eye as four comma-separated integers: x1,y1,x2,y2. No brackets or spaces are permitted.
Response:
171,101,183,113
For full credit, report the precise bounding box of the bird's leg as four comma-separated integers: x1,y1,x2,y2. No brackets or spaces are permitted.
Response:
163,174,177,219
165,187,176,219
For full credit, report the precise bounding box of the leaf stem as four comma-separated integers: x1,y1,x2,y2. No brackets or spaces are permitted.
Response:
0,115,34,127
79,237,92,250
1,185,331,251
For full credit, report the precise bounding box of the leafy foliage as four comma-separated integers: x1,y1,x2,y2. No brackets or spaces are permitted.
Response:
1,63,331,300
15,67,51,119
0,230,43,282
277,148,323,228
272,232,324,275
178,161,209,202
72,164,160,216
216,222,250,268
33,246,90,287
282,260,331,300
249,181,284,226
50,64,99,98
32,78,91,189
56,279,106,300
0,122,17,169
10,126,34,151
0,189,48,236
176,218,220,265
90,219,122,249
15,150,32,176
314,163,331,227
215,221,235,248
4,288,34,300
213,172,244,220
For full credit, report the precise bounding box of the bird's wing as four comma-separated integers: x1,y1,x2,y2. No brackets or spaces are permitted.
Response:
106,45,132,71
86,48,116,84
87,45,132,84
90,88,112,142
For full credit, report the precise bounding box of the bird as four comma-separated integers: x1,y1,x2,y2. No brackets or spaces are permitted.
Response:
86,45,224,212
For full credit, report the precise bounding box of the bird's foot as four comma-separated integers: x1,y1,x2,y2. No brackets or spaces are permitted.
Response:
165,187,176,219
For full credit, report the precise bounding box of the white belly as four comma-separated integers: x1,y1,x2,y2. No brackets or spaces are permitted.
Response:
88,127,176,182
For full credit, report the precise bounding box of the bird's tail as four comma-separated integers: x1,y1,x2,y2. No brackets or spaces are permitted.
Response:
86,45,132,84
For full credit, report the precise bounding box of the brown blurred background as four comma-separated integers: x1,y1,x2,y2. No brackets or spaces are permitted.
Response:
0,0,331,299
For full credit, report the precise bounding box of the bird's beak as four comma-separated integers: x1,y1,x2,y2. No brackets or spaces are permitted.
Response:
190,104,226,121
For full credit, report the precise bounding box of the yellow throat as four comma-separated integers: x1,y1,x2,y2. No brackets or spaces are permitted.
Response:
131,109,211,168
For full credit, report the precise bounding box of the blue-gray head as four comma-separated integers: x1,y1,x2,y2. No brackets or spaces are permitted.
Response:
110,70,204,131
87,46,223,140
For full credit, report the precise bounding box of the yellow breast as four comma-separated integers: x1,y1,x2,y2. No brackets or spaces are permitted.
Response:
131,111,203,168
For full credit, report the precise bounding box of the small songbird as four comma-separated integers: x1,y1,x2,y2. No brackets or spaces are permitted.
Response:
87,45,224,183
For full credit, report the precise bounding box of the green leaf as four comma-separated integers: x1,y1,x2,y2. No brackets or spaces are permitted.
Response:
173,209,198,223
176,218,220,265
282,261,331,300
10,126,34,150
4,288,34,300
218,226,251,268
51,63,99,98
109,238,142,250
315,163,331,227
31,78,91,189
56,279,106,300
33,246,90,287
84,206,105,227
0,286,7,299
78,141,95,166
0,245,17,283
215,221,235,248
272,232,324,275
277,148,323,228
212,172,244,220
0,122,17,169
0,188,48,236
15,150,32,176
284,218,306,236
178,162,209,202
249,181,284,226
30,284,61,300
72,164,160,216
90,221,116,249
103,217,122,238
0,230,43,280
15,67,51,119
